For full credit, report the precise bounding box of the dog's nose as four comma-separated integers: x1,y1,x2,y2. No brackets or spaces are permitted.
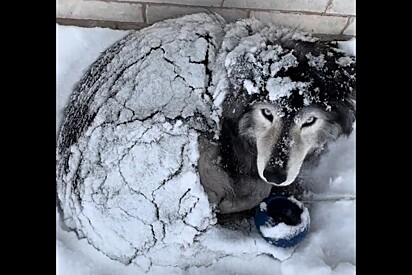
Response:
263,167,287,185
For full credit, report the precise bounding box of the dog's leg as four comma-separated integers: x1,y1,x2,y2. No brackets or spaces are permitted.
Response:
198,136,235,207
219,177,272,214
198,137,273,214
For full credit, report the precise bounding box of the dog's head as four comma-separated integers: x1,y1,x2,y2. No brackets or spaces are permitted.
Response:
237,99,355,186
220,29,356,186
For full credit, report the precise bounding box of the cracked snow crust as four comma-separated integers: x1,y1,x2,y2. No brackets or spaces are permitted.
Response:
56,13,356,271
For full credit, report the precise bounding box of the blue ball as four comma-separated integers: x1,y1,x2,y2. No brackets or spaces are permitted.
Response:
254,195,310,248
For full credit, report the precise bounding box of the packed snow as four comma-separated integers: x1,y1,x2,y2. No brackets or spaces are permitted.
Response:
56,14,355,275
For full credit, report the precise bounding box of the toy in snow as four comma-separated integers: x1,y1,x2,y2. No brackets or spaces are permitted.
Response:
255,195,310,248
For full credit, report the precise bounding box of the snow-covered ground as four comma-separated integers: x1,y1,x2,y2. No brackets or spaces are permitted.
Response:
56,23,355,275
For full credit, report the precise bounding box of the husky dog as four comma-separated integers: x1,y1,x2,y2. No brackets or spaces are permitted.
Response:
199,31,356,214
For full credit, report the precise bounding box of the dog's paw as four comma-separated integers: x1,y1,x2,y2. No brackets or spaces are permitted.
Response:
218,199,234,214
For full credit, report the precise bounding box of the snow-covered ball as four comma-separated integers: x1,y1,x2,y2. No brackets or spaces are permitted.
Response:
255,195,310,248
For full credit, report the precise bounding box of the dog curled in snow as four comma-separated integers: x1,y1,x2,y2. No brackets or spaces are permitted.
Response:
198,22,356,214
56,14,355,260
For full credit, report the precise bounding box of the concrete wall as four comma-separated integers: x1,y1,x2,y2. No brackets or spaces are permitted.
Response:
57,0,355,36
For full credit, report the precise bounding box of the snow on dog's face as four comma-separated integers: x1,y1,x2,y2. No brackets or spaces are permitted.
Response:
238,103,345,186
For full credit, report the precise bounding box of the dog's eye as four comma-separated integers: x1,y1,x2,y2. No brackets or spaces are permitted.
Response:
261,108,273,122
301,116,317,128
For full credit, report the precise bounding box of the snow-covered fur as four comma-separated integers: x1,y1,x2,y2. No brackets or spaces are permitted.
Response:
56,13,355,266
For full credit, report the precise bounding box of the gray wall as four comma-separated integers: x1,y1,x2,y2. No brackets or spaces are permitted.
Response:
57,0,355,36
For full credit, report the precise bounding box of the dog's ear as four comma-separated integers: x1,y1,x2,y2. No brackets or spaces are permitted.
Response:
334,95,356,136
345,99,356,135
220,83,258,120
328,46,356,136
342,61,356,135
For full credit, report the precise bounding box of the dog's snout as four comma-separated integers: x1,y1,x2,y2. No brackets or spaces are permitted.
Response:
263,167,287,185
